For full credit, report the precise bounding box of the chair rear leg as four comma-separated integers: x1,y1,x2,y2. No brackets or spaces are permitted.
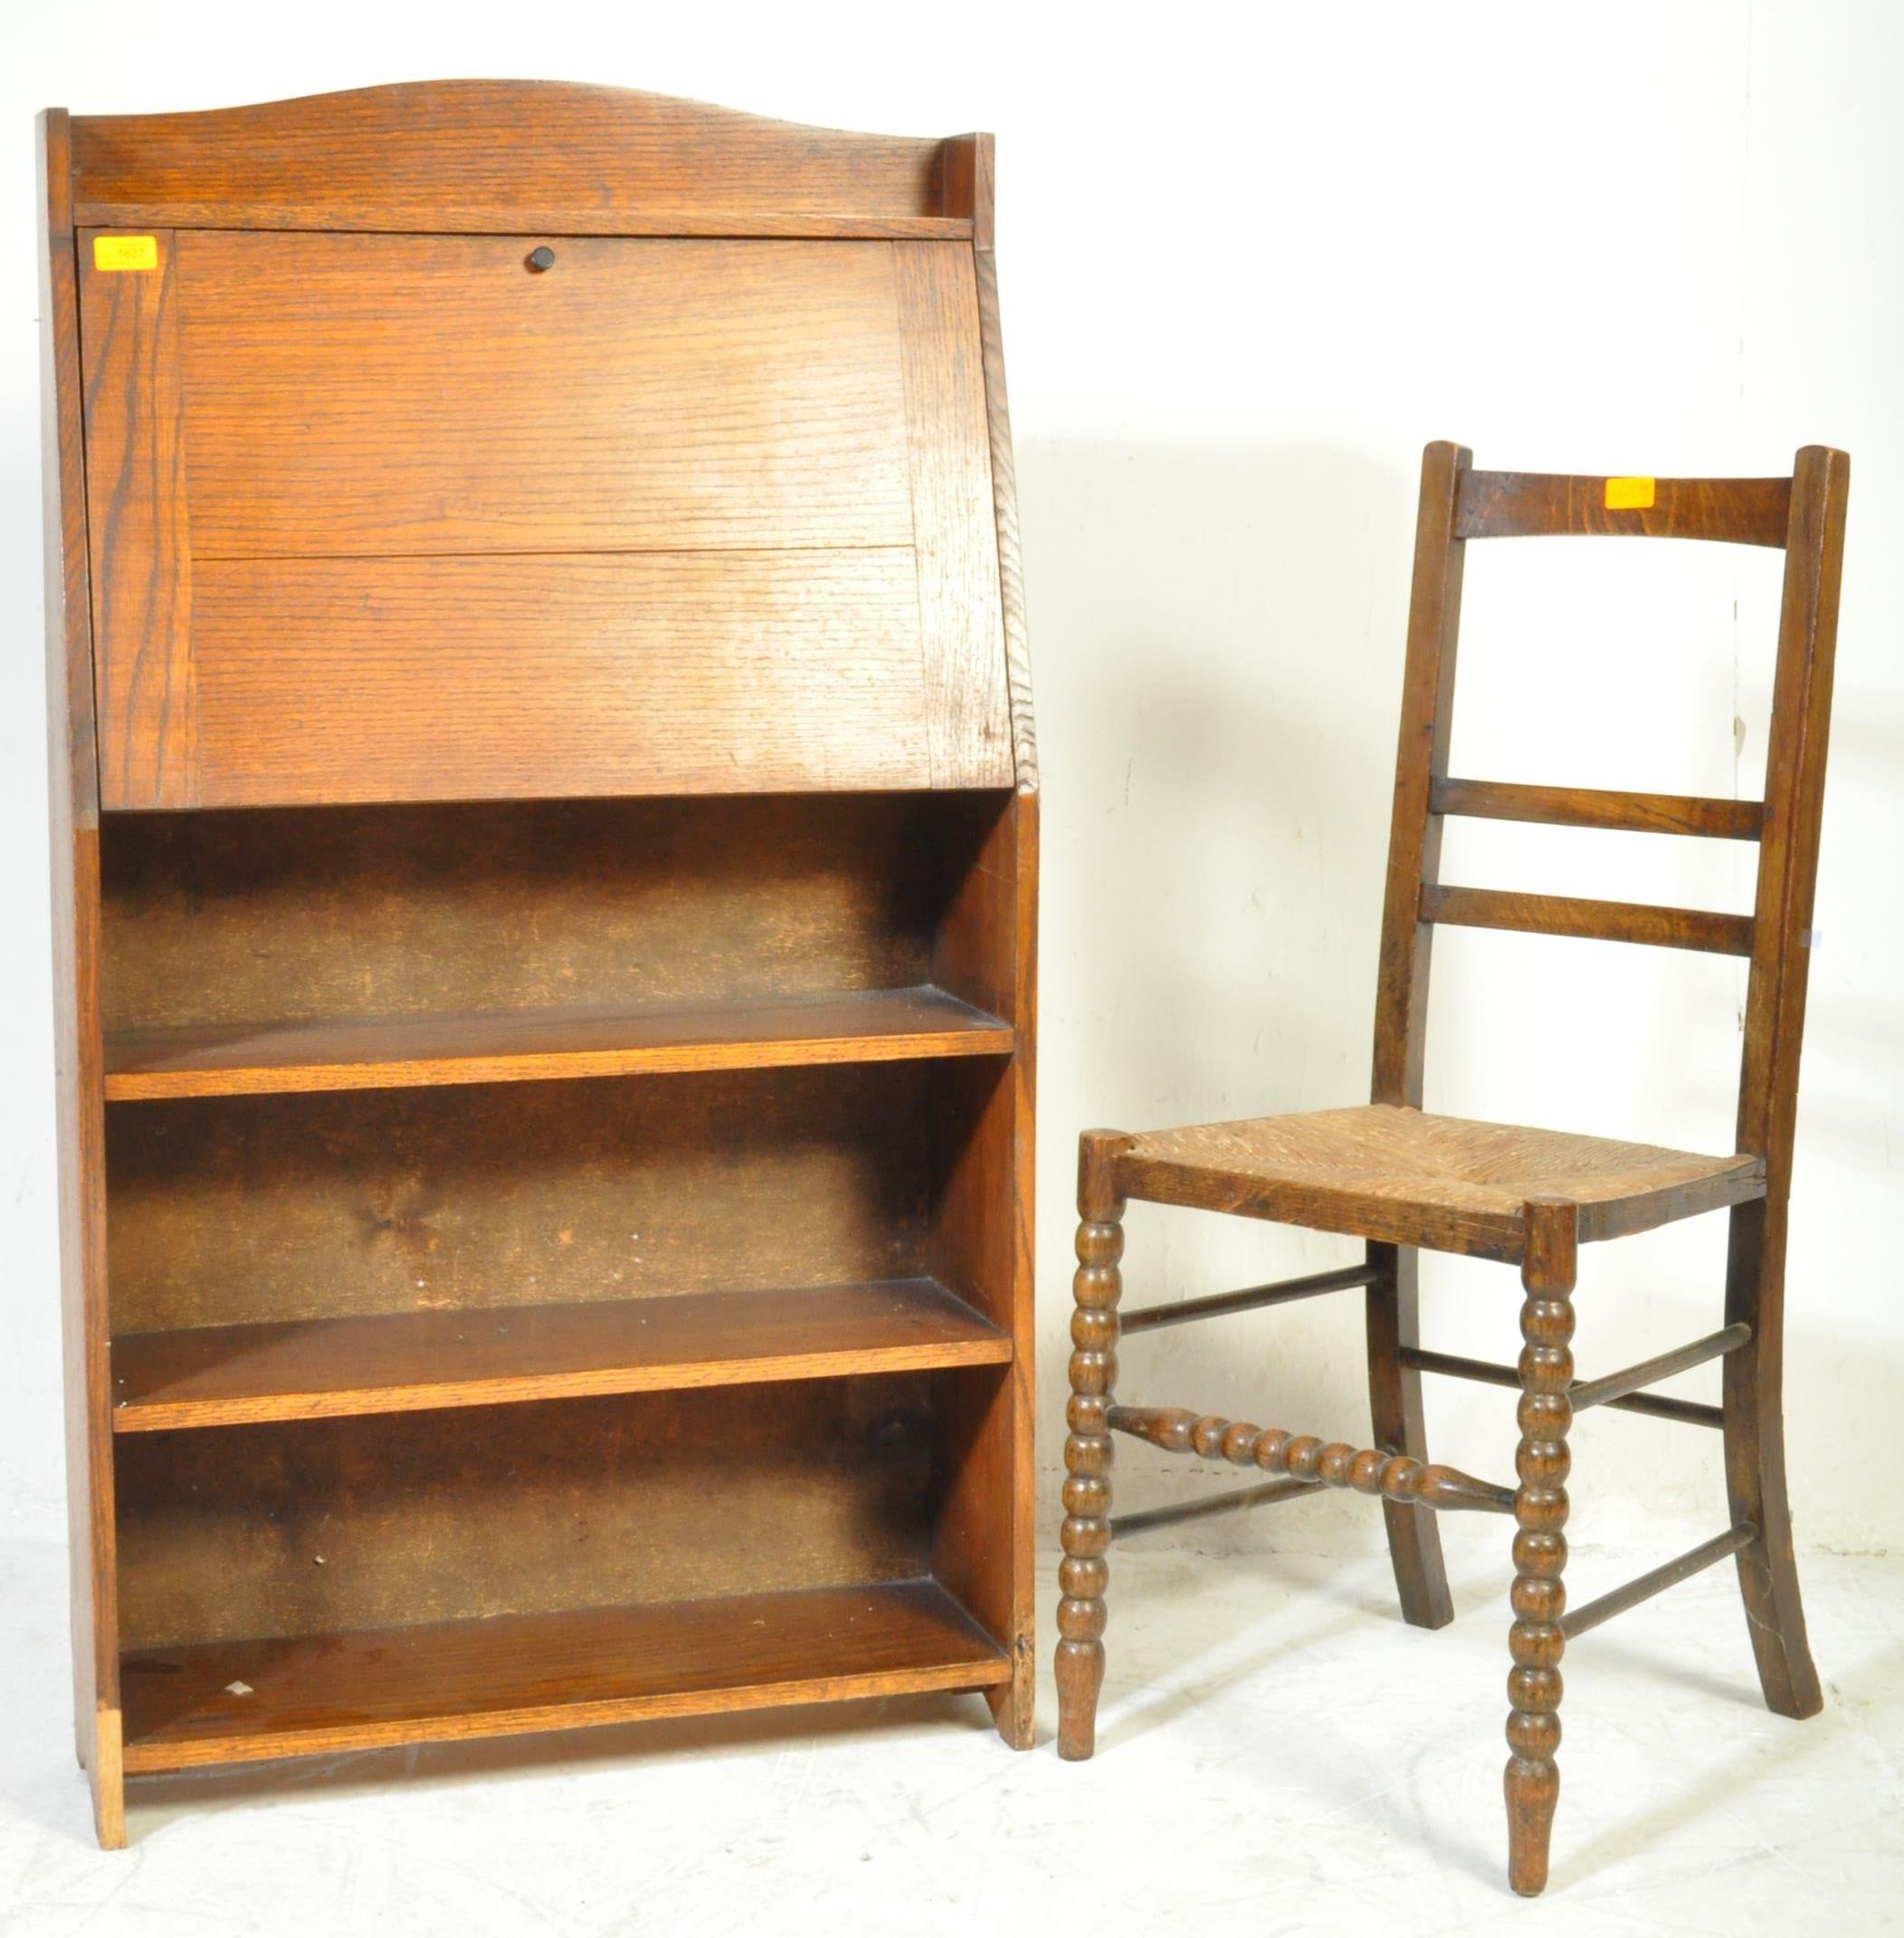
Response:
1505,1199,1576,1897
1366,1242,1454,1629
1723,1200,1823,1719
1057,1129,1130,1761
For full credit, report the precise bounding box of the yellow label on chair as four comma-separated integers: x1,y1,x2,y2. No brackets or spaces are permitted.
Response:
92,235,157,271
1604,475,1656,510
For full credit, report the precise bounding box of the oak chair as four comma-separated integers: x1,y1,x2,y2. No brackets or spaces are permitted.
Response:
1055,442,1849,1895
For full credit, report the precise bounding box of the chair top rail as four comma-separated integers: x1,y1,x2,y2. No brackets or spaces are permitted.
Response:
1455,469,1792,547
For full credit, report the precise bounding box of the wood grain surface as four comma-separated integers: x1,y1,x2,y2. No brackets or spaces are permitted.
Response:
1456,469,1792,546
1431,777,1764,841
111,1277,1010,1430
893,241,1010,785
1420,884,1756,956
79,202,974,239
927,795,1038,1742
78,230,1015,805
121,1578,1009,1772
173,233,914,558
967,136,1039,793
104,985,1011,1100
114,1377,946,1648
104,1063,947,1333
185,549,932,803
71,81,965,234
1371,440,1468,1107
1723,445,1851,1724
41,107,125,1848
77,228,195,809
100,793,1004,1032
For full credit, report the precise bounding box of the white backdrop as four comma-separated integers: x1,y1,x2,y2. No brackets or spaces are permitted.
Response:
3,4,1899,1577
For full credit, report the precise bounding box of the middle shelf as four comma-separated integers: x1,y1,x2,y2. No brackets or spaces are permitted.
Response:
103,983,1013,1102
111,1277,1011,1432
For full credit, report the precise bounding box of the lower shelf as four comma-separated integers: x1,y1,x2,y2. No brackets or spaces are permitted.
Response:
121,1579,1011,1773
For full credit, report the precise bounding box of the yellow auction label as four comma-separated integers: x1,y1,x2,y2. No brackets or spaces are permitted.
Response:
93,235,158,271
1604,475,1656,510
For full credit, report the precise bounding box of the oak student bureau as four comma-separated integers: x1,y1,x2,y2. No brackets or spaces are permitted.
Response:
37,81,1038,1847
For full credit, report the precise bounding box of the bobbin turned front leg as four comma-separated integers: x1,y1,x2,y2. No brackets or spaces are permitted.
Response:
1057,1129,1131,1761
1504,1197,1578,1896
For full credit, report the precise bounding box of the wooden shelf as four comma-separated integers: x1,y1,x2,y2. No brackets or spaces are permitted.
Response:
102,984,1014,1101
120,1578,1012,1772
111,1278,1012,1432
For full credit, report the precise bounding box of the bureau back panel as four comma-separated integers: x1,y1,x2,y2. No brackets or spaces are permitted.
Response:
97,793,1006,1034
115,1379,941,1648
105,1066,938,1333
79,230,1011,807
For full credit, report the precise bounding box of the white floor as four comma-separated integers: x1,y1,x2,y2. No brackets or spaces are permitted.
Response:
2,1529,1899,1936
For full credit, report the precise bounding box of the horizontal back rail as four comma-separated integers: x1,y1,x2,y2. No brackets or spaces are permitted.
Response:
1454,470,1792,546
1420,885,1754,957
1432,779,1764,841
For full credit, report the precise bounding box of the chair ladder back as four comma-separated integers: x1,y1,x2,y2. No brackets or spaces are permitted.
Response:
1369,440,1850,1154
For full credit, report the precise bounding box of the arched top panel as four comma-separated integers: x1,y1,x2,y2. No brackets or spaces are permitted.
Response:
67,79,981,236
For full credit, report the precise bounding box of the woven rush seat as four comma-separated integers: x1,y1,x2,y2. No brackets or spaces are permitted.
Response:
1121,1105,1766,1261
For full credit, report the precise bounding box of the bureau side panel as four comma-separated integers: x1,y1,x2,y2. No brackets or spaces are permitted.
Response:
40,108,123,1848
